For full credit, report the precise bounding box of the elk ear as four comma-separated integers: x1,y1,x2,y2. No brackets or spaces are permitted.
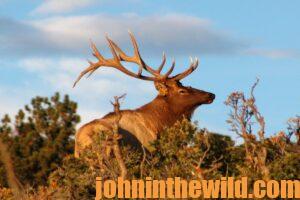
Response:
154,82,168,96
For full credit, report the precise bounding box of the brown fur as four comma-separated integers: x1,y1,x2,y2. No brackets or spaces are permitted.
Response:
75,80,215,157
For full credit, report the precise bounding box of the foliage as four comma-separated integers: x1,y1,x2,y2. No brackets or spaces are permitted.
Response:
46,119,235,199
0,90,299,199
46,119,300,199
269,152,300,180
224,79,300,185
0,92,80,187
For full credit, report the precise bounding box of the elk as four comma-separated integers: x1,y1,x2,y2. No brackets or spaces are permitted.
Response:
73,32,215,158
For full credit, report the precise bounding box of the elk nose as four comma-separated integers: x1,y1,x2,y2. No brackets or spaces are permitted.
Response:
209,93,215,100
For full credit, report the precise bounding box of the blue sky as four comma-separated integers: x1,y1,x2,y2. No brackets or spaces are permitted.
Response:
0,0,299,139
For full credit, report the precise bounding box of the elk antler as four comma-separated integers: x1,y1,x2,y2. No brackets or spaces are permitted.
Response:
170,57,199,81
73,32,199,87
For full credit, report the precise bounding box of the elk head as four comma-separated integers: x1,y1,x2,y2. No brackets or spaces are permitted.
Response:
73,32,215,114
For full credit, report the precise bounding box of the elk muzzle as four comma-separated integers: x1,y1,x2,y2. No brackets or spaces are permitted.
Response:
206,92,215,104
195,91,215,105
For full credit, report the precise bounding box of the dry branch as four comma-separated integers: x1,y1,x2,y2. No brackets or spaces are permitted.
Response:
225,79,270,180
287,116,300,145
110,94,127,179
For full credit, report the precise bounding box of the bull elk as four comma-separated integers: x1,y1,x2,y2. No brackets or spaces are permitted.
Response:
73,32,215,157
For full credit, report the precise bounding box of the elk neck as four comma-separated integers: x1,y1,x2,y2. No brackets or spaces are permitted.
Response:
135,95,195,132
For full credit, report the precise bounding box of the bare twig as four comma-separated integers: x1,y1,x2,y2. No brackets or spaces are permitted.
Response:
140,146,147,178
249,78,265,141
225,79,270,180
287,116,300,145
197,131,211,168
110,94,127,179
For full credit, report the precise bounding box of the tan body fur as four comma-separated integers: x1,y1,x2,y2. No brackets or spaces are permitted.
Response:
75,96,194,157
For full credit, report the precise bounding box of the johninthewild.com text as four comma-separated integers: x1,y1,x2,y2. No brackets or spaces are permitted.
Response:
95,177,299,199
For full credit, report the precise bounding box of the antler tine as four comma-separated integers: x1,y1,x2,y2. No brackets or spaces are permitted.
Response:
86,67,97,78
73,63,97,87
157,52,166,73
171,57,199,81
128,32,178,80
109,32,165,78
107,36,143,76
128,31,160,76
91,40,105,61
107,38,129,61
87,39,123,78
163,59,175,78
86,41,105,78
128,31,142,63
106,36,121,63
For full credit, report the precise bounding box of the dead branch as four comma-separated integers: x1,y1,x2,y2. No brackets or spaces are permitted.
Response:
110,94,127,179
287,116,300,145
197,130,211,168
249,78,265,141
225,79,270,180
140,146,147,178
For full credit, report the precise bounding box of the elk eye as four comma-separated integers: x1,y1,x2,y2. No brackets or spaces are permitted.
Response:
179,89,187,94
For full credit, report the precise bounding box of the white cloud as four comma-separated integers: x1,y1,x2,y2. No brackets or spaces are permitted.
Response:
28,14,245,56
1,14,299,60
244,48,300,59
31,0,96,15
19,57,85,74
0,14,247,58
19,58,53,72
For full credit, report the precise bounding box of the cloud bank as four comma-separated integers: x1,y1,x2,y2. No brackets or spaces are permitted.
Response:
31,0,96,15
0,14,248,58
245,48,300,59
2,13,297,60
